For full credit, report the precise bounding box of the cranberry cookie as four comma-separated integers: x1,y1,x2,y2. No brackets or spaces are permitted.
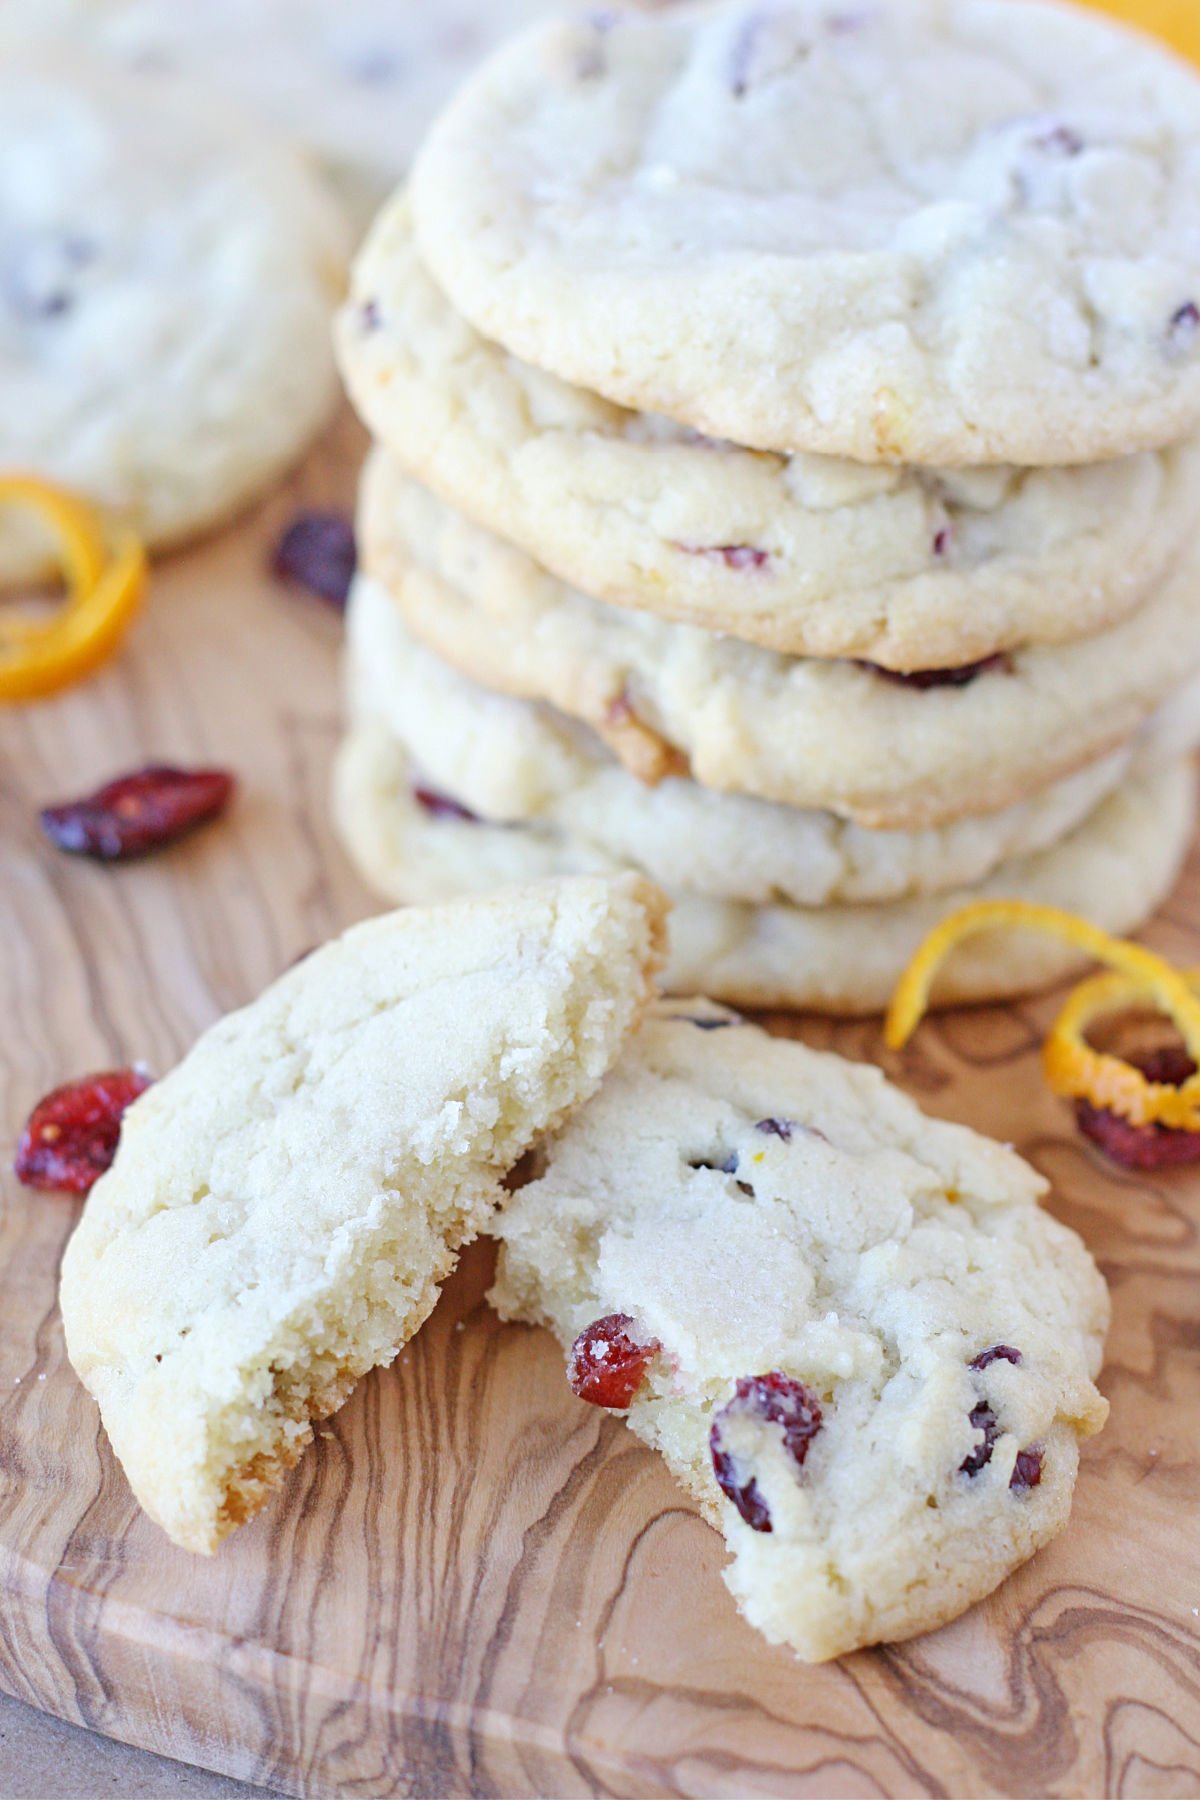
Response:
489,1002,1110,1659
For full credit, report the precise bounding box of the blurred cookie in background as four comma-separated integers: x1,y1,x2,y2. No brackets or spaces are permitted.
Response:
0,0,570,227
0,59,347,583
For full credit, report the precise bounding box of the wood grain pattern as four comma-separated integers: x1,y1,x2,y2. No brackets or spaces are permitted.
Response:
0,410,1198,1799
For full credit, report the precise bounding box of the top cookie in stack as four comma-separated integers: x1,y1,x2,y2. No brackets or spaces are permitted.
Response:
335,0,1200,1015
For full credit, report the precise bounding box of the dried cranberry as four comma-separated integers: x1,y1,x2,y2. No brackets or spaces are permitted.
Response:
575,11,617,80
15,1067,152,1194
347,46,400,84
679,543,770,570
271,510,356,610
1010,1447,1043,1491
970,1345,1023,1371
1134,1045,1199,1086
567,1314,660,1409
40,766,235,861
709,1373,823,1533
727,11,763,97
755,1117,794,1142
861,653,1010,690
412,785,480,824
960,1401,999,1477
1169,301,1200,349
7,232,95,322
1075,1045,1200,1170
932,526,952,556
1033,123,1084,156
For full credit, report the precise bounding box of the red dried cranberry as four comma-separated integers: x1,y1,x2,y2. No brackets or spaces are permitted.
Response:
755,1117,794,1142
1169,301,1200,348
727,9,763,96
567,1314,660,1409
1010,1447,1043,1491
709,1373,823,1533
960,1401,999,1477
1034,123,1084,156
1133,1046,1199,1086
271,510,356,610
1075,1045,1200,1170
574,9,618,78
412,784,480,824
15,1067,152,1194
860,653,1011,690
9,233,94,321
347,45,400,82
932,526,952,556
40,766,235,861
679,542,770,570
970,1345,1022,1371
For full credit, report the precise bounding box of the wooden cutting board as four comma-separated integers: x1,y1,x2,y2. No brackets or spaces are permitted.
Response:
0,412,1198,1800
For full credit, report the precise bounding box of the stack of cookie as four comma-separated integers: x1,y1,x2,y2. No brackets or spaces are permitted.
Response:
335,0,1200,1015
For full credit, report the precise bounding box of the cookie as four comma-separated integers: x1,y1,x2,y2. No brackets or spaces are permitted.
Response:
0,59,347,585
338,197,1200,669
411,0,1200,465
347,573,1145,909
488,1002,1111,1660
359,456,1200,829
334,711,1195,1014
59,876,667,1553
0,0,558,228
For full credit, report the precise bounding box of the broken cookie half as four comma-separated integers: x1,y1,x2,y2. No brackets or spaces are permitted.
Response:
59,874,667,1553
489,1000,1110,1662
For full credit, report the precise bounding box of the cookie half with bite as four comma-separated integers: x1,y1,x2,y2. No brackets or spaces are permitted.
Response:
490,1003,1110,1660
59,875,666,1554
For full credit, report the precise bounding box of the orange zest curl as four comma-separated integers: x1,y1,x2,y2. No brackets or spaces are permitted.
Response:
0,476,147,702
885,901,1200,1130
1045,966,1200,1131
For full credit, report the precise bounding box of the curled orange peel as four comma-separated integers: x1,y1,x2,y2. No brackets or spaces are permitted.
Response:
1045,966,1200,1131
0,476,147,701
885,901,1200,1130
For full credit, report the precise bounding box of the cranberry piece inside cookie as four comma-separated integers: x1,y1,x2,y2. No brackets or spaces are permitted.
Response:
860,653,1011,690
960,1401,1000,1477
412,784,480,823
1010,1447,1044,1492
710,1372,823,1533
970,1344,1023,1371
567,1314,660,1409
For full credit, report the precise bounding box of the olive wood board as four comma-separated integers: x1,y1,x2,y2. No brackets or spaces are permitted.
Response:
0,411,1198,1800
